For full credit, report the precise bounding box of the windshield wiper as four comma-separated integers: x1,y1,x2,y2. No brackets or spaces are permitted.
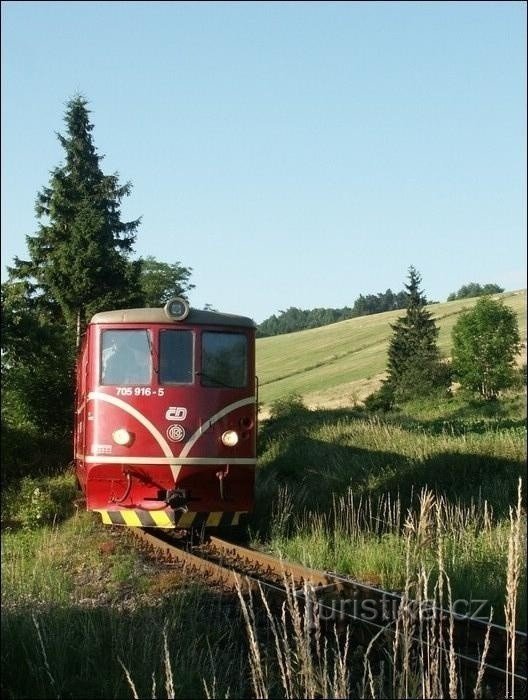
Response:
195,371,238,389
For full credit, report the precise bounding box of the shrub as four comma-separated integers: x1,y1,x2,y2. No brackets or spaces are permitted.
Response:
364,381,396,412
268,393,310,421
1,419,72,487
2,472,77,530
393,361,453,403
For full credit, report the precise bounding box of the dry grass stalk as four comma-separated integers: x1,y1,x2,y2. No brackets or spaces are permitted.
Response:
117,656,139,700
504,478,523,699
203,676,223,699
435,501,446,699
390,491,469,699
32,615,59,698
473,611,492,699
234,576,268,699
235,571,352,698
362,623,391,698
162,623,175,699
392,519,415,699
445,575,458,700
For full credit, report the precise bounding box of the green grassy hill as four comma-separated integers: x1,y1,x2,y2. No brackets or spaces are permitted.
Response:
256,290,526,409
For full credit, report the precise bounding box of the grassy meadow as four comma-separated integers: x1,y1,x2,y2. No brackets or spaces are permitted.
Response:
256,289,526,408
2,291,527,698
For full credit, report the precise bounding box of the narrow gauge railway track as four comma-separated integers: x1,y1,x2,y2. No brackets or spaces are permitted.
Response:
130,528,527,689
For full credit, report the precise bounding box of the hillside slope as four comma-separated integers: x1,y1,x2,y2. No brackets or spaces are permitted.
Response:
256,290,526,409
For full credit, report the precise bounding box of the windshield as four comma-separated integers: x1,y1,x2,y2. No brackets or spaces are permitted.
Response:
159,330,194,384
101,330,152,385
201,332,247,388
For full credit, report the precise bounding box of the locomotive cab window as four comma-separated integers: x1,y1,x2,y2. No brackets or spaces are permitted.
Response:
201,332,247,388
101,330,152,385
159,330,194,384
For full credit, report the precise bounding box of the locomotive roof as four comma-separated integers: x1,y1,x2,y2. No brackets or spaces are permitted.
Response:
90,307,256,329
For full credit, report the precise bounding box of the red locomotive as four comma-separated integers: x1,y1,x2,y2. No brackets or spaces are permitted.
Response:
74,298,257,529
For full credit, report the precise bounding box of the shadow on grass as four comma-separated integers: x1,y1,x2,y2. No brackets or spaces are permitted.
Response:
254,405,525,534
1,589,249,700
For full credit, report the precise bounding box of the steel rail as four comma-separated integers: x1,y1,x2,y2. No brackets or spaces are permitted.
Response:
129,528,527,685
207,536,527,683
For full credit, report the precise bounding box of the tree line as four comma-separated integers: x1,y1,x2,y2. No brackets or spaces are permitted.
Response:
447,282,504,301
257,289,410,337
257,283,505,337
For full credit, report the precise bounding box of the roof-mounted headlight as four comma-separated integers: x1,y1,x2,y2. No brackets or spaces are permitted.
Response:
164,297,190,321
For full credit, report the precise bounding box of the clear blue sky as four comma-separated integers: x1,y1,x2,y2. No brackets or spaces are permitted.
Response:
1,1,526,323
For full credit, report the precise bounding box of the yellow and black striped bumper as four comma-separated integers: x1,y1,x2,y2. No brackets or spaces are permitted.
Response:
94,509,247,528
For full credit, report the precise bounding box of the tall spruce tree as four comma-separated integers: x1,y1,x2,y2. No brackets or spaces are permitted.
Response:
8,95,142,341
3,95,142,446
386,266,450,400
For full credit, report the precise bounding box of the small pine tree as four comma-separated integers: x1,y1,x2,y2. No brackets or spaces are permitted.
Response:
386,266,450,400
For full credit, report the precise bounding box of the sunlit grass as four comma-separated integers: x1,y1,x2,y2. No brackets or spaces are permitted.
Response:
256,290,526,406
263,488,527,629
2,387,526,697
254,393,527,633
240,484,526,698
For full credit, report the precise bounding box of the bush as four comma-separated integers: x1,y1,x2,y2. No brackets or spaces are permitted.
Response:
1,419,72,487
393,361,453,403
2,472,77,530
268,393,310,421
364,382,396,411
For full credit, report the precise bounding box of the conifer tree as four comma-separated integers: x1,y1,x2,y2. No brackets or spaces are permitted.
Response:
386,266,449,400
3,95,142,444
8,95,142,341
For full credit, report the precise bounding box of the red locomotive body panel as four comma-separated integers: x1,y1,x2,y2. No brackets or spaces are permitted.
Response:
74,302,257,528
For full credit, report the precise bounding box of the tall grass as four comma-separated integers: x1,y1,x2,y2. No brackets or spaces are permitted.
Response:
2,492,525,698
1,513,250,699
263,485,527,630
256,399,525,525
254,393,526,632
2,390,525,697
505,480,524,699
2,593,250,699
234,483,525,699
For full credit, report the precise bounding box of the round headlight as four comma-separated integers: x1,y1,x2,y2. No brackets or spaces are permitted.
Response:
221,430,239,447
164,297,190,321
112,428,133,446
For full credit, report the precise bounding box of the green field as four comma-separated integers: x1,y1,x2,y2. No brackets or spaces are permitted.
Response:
256,290,527,408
